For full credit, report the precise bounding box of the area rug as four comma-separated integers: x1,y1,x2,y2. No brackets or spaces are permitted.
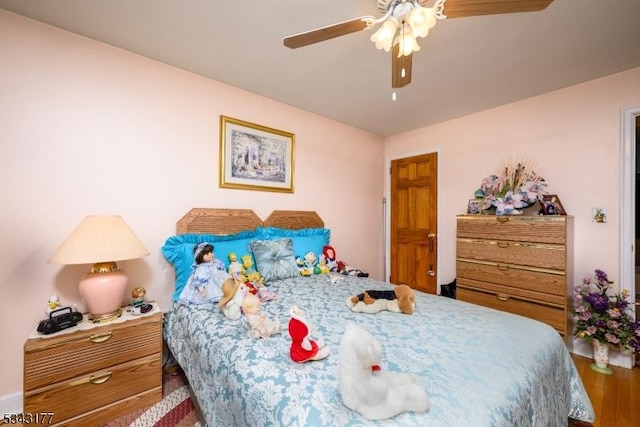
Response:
104,369,594,427
102,369,202,427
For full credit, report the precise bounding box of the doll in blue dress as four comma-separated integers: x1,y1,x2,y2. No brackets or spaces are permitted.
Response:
178,242,230,305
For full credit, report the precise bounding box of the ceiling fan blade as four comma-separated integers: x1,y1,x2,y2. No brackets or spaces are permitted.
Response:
283,17,373,49
392,45,412,89
442,0,554,18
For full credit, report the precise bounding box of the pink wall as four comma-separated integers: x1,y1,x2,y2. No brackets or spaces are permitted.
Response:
0,10,385,402
385,67,640,360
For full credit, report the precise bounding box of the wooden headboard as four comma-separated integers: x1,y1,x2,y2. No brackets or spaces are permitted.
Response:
176,208,324,234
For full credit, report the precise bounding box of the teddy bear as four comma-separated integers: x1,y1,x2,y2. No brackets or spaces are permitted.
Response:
346,284,415,315
218,278,247,320
338,323,430,420
288,306,330,363
241,293,282,339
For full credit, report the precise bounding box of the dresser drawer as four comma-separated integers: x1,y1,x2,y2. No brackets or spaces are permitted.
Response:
24,354,161,424
24,313,162,390
457,215,569,244
457,286,566,334
457,238,565,270
456,260,565,296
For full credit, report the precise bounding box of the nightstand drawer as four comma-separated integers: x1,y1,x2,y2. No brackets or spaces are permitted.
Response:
24,354,161,424
24,313,162,390
457,286,565,334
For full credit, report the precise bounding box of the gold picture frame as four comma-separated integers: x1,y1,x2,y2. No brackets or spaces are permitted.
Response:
219,116,295,193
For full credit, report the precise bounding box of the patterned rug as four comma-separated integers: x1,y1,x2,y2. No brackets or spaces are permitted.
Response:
104,368,594,427
103,368,202,427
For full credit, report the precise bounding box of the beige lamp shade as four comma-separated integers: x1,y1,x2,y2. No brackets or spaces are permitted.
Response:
49,215,149,265
49,215,149,322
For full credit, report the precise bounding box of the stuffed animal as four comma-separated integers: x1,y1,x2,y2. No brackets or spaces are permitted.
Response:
338,323,430,420
241,293,282,339
218,278,247,320
241,254,264,286
288,306,330,363
346,284,415,315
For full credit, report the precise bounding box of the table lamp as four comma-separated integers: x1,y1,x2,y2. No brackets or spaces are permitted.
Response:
48,215,150,322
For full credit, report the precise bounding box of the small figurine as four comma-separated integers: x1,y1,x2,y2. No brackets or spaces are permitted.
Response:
131,287,146,307
45,295,61,315
288,306,330,363
227,252,245,281
241,293,281,339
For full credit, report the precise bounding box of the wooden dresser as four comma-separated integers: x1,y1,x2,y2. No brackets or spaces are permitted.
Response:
23,310,163,426
456,215,573,341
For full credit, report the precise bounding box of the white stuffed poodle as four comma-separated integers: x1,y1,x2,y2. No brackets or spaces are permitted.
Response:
338,323,430,420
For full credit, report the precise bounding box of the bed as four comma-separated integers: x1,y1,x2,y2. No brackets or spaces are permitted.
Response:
162,208,594,427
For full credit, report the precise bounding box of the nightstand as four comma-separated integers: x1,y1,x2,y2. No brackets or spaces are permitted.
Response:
23,307,163,426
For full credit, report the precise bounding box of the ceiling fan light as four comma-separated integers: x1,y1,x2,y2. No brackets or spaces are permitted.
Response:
407,6,437,38
396,32,420,58
370,18,398,51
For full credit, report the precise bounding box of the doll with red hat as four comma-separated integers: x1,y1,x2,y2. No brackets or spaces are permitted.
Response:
288,306,330,363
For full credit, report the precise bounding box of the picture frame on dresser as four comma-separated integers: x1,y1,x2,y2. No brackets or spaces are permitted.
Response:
540,194,566,215
467,199,482,214
219,115,295,193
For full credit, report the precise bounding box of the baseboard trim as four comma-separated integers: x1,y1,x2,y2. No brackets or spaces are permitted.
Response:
0,392,22,416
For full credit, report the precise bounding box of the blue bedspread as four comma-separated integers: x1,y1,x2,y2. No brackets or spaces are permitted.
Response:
164,275,594,426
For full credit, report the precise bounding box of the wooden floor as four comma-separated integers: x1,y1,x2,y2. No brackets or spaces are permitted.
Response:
2,354,637,427
571,353,640,427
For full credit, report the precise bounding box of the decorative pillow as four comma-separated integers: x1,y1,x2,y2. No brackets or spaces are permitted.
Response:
258,227,330,258
162,230,263,302
249,238,300,283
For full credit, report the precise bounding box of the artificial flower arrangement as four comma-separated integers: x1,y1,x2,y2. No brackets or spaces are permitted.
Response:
474,158,547,215
572,269,640,352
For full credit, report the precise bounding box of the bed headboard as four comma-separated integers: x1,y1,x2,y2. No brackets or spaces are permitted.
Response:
176,208,324,234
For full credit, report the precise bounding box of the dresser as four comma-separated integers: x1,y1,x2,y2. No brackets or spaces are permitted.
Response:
456,215,573,341
23,309,163,426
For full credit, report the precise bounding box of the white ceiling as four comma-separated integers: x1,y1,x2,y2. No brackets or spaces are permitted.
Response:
2,0,639,137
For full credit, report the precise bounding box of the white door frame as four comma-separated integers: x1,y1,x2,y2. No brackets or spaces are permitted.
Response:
620,104,640,368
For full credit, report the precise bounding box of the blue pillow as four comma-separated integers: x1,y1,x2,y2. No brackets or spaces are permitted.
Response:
258,227,330,258
162,230,263,301
249,238,300,283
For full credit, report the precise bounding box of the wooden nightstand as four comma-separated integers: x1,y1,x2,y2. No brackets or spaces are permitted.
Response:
23,307,163,426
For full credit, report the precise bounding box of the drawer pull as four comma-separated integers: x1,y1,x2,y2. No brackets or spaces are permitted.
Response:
496,242,510,248
496,217,510,223
496,263,510,271
89,372,112,385
90,332,113,343
497,294,510,301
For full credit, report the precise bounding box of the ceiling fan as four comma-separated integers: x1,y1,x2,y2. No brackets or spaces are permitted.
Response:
283,0,554,89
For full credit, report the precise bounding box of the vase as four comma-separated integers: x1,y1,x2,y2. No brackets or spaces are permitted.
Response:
590,340,613,374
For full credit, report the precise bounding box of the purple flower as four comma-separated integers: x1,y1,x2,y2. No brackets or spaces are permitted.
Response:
585,292,610,311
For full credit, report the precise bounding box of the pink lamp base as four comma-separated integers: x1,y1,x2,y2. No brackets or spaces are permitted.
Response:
79,270,128,322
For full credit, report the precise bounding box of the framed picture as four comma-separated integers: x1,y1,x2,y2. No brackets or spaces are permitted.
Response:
467,199,482,214
540,194,566,215
219,116,294,193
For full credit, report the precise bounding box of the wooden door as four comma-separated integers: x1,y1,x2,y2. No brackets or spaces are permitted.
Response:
390,153,438,294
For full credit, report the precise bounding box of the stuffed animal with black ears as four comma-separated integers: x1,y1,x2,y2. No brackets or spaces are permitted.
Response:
346,284,415,315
